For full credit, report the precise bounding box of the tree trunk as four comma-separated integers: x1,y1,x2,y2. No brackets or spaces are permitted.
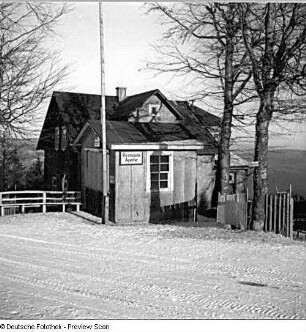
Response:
252,95,273,230
218,9,234,195
219,110,232,195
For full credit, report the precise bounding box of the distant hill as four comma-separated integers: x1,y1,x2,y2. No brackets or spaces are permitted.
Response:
16,138,44,168
4,138,306,198
238,149,306,198
1,138,44,169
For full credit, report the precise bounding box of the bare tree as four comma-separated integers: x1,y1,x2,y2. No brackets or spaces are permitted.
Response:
0,2,69,136
146,3,255,195
240,3,306,230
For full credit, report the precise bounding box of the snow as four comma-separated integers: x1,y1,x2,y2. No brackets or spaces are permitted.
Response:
0,212,305,319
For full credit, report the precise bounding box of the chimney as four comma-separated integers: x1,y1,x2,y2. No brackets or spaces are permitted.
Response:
116,87,127,102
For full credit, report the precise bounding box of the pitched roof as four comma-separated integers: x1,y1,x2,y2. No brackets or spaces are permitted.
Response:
229,153,250,168
112,89,182,120
53,91,119,119
171,101,221,127
85,120,217,152
37,90,221,150
89,120,148,144
37,91,119,149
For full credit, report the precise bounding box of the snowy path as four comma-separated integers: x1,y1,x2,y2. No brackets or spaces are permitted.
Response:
0,213,305,319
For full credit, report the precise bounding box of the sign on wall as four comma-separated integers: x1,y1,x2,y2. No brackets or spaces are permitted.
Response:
120,151,143,165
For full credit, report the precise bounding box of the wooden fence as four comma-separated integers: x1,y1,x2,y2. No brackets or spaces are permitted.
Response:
0,191,81,216
264,188,294,238
217,187,294,238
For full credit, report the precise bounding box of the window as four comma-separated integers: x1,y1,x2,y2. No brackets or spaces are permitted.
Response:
229,172,235,184
149,104,160,120
61,126,67,151
150,154,170,191
94,134,100,148
54,127,60,151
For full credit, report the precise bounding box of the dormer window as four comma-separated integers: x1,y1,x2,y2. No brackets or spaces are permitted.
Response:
149,104,160,121
94,133,101,148
149,104,159,116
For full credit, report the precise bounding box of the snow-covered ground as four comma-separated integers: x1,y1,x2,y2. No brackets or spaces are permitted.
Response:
0,212,305,319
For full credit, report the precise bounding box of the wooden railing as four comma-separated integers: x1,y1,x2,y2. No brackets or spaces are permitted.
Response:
0,191,81,216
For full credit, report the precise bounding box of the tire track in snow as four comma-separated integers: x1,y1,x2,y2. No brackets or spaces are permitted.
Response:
0,257,302,319
1,273,168,319
0,233,301,283
1,285,122,319
1,250,301,297
1,243,302,292
213,262,300,280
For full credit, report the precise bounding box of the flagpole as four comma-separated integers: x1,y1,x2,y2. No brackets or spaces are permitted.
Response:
99,0,108,224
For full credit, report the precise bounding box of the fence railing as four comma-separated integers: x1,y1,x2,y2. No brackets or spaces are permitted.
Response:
0,191,81,216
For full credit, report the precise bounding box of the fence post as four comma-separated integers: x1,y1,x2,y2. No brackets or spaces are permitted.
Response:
288,185,292,238
290,198,294,239
273,195,277,233
268,195,273,232
286,192,290,237
277,194,282,234
282,193,286,236
42,192,46,213
0,193,3,217
264,195,268,232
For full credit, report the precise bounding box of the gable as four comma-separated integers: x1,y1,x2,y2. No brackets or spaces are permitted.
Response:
111,89,182,122
37,96,62,149
129,95,179,123
37,92,119,150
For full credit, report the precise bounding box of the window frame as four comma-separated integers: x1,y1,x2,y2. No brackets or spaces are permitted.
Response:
148,104,161,120
146,151,173,192
229,172,236,184
94,133,101,148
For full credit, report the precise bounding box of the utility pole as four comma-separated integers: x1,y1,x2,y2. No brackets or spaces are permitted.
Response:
99,0,108,224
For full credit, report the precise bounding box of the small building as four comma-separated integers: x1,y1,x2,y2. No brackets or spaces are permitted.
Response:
228,153,250,195
74,120,218,223
37,88,220,191
37,87,251,223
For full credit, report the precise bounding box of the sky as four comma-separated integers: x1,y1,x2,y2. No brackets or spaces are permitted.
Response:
55,2,185,98
47,2,306,150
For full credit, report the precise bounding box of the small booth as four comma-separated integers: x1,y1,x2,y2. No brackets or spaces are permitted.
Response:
74,120,217,223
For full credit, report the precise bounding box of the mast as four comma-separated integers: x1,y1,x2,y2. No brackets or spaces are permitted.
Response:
99,0,108,224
